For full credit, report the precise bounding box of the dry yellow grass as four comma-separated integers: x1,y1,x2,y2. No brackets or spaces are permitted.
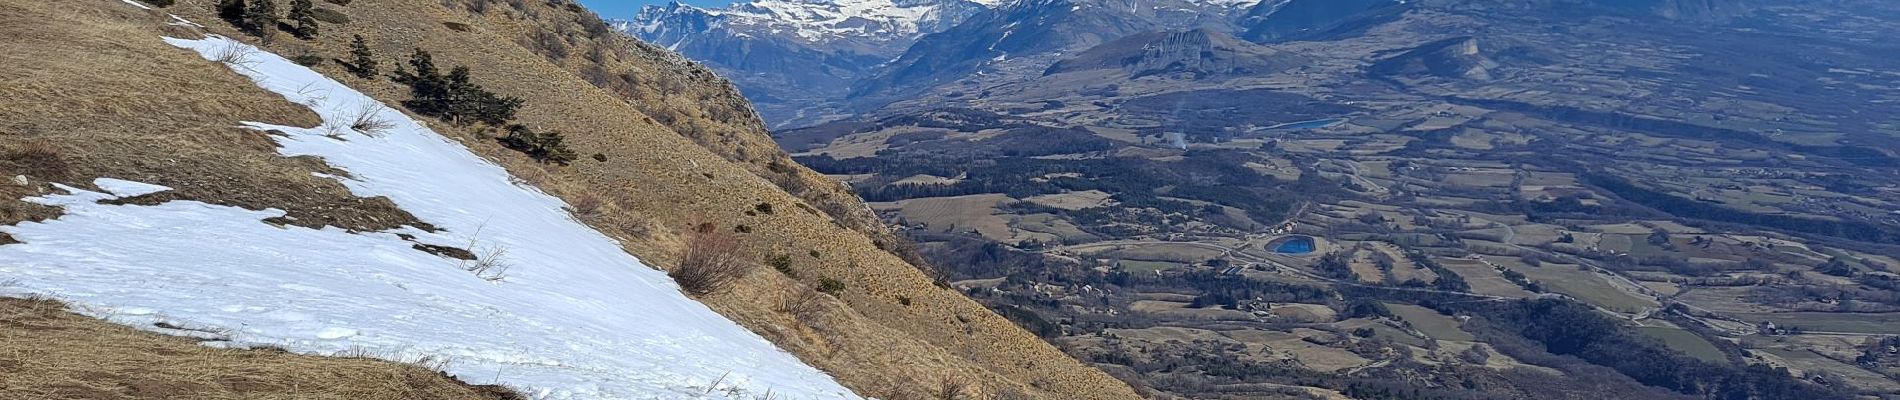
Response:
0,297,521,400
0,0,1140,398
0,0,420,232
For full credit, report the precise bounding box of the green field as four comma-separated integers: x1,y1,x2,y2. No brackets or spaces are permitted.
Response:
1741,312,1900,334
1637,326,1726,363
1120,260,1187,274
1386,304,1475,341
1494,259,1657,313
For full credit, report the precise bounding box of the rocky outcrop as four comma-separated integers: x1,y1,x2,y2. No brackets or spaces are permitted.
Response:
1044,28,1308,79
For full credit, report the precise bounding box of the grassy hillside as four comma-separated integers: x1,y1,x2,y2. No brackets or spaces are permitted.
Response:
0,0,1138,398
0,297,524,399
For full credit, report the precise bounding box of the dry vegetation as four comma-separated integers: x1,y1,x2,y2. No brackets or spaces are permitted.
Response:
0,0,421,232
0,297,522,400
672,230,750,296
0,0,1138,398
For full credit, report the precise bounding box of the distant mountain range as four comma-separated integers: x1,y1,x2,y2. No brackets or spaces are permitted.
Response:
622,0,1768,127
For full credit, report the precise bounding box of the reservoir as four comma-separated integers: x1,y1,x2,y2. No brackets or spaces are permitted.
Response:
1269,235,1317,254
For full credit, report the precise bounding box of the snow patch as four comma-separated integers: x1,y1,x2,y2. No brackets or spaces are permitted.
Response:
0,35,859,400
93,178,172,198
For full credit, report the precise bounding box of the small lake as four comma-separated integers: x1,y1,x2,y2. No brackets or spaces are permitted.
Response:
1266,118,1347,130
1269,236,1317,254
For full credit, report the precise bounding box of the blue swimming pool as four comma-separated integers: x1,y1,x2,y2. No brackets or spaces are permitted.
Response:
1271,236,1316,254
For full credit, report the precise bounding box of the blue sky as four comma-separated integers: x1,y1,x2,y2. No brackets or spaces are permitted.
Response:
579,0,730,18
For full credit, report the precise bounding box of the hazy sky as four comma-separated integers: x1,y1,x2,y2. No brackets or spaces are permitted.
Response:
579,0,731,18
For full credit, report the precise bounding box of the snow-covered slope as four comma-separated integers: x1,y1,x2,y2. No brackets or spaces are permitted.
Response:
0,34,857,400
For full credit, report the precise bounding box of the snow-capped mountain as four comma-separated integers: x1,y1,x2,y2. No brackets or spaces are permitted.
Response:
623,0,991,49
617,0,998,127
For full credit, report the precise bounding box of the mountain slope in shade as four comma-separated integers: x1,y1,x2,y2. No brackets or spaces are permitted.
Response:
1367,36,1498,80
1044,28,1307,79
1237,0,1405,42
850,0,1255,102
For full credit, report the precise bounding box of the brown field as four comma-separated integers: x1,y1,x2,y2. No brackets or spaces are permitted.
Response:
873,194,1022,242
1024,190,1114,210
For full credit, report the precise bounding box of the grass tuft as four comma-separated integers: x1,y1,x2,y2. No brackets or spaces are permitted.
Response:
3,141,69,179
671,230,748,296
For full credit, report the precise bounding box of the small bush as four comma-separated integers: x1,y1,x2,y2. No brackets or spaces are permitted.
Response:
808,249,821,258
767,254,796,278
754,202,774,215
817,277,845,296
496,124,577,165
564,190,606,221
670,231,748,296
137,0,175,7
732,224,751,233
312,7,349,24
322,0,351,5
211,41,259,66
896,296,912,306
291,51,322,66
776,289,828,324
348,104,395,136
590,153,606,162
3,141,68,178
937,378,967,400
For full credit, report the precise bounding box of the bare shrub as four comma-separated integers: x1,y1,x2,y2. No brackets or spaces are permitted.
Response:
348,104,396,136
454,224,511,281
936,377,968,400
3,141,68,178
671,230,748,296
212,41,260,68
466,245,510,281
775,288,827,325
564,190,605,221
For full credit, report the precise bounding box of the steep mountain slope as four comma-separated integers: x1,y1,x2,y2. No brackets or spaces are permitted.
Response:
0,0,1140,398
850,0,1254,103
1237,0,1404,42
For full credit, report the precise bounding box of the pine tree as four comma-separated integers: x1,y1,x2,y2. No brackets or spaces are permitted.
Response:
217,0,246,25
242,0,278,36
287,0,318,39
347,35,378,79
392,49,523,127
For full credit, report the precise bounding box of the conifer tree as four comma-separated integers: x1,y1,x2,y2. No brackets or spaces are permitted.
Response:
217,0,247,25
287,0,318,39
347,34,378,79
242,0,278,36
